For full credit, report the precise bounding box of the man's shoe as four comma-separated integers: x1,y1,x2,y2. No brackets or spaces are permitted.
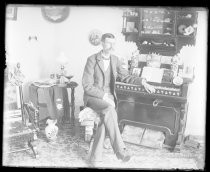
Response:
88,159,103,168
116,149,131,162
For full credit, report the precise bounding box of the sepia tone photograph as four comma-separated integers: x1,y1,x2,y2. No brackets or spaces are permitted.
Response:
3,5,207,169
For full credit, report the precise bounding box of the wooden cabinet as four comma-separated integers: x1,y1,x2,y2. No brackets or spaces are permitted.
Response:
122,8,198,56
122,8,140,43
140,8,176,36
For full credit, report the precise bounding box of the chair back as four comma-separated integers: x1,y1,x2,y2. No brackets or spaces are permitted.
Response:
23,102,40,131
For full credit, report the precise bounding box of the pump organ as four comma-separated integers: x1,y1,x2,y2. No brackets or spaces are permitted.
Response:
116,79,189,151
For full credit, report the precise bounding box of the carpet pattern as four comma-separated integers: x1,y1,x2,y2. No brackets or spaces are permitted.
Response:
3,120,205,169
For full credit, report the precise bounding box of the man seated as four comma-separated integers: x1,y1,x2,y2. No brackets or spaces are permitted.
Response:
82,33,155,166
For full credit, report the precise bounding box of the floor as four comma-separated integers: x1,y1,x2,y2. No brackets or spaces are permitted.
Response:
3,111,205,169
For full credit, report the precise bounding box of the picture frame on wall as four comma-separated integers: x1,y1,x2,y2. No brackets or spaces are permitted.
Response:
6,6,17,20
41,6,70,23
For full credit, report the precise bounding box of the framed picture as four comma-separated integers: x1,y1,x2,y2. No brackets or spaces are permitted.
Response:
6,6,17,20
41,6,70,23
132,67,142,77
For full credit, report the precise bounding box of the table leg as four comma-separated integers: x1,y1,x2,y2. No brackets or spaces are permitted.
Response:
70,87,75,125
19,85,24,123
61,87,70,123
34,107,40,139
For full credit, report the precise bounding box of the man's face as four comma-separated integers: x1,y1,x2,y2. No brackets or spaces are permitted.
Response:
102,38,116,53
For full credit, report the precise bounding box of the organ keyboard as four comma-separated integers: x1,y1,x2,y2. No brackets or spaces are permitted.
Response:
115,81,188,103
116,82,181,96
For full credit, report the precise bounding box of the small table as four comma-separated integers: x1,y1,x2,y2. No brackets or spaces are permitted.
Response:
29,81,78,125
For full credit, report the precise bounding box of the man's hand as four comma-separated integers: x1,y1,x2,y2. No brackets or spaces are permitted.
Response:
103,93,115,107
142,79,156,94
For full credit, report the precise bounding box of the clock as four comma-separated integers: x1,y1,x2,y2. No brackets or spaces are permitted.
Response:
41,6,70,23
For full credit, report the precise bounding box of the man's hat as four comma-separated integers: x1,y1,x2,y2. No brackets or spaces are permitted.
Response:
101,33,115,43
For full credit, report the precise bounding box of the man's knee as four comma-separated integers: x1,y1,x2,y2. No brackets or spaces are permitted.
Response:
102,105,117,120
103,105,115,113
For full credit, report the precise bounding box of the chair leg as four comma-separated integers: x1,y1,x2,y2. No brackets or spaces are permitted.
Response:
28,139,39,158
34,107,40,129
139,128,146,144
34,107,40,138
87,138,94,159
33,129,38,140
85,126,94,142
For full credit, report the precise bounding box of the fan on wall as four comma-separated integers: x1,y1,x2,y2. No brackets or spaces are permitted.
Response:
41,6,70,23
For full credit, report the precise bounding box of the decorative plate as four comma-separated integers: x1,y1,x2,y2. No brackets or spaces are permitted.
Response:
88,29,102,46
41,6,70,23
173,76,183,86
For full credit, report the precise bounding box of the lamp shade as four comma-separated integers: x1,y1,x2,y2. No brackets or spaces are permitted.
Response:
56,52,68,65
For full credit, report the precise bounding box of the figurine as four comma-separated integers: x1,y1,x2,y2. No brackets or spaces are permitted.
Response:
8,62,25,86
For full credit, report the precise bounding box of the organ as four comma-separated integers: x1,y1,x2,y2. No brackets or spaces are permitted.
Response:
116,62,193,151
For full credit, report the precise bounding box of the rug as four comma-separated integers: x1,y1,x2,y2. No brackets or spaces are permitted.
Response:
3,119,204,169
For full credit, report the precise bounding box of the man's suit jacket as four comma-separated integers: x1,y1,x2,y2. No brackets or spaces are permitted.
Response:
82,50,143,108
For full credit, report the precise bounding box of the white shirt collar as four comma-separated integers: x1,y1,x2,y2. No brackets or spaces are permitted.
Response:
101,51,110,60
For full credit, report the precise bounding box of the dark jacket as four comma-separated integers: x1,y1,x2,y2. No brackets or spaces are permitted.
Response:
82,51,143,107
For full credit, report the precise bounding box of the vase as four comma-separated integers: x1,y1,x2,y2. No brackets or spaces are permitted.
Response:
45,119,58,141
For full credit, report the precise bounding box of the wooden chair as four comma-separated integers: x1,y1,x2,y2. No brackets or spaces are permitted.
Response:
4,64,40,158
79,106,100,143
4,93,40,158
22,102,40,140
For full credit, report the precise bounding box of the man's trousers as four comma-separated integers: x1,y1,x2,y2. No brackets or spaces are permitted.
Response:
86,95,125,161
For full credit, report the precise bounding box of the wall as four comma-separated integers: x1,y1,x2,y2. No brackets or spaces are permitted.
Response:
183,11,207,136
5,6,207,136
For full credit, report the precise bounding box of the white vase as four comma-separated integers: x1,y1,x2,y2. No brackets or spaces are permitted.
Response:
45,119,58,141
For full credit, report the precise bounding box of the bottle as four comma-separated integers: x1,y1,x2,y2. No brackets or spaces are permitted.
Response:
59,65,66,84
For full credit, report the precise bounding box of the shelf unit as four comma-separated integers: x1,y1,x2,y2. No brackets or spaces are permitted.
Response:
122,8,140,38
122,8,198,56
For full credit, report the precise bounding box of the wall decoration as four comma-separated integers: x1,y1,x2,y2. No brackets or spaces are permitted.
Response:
88,29,102,46
7,62,25,86
41,6,70,23
132,67,142,77
6,5,17,20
